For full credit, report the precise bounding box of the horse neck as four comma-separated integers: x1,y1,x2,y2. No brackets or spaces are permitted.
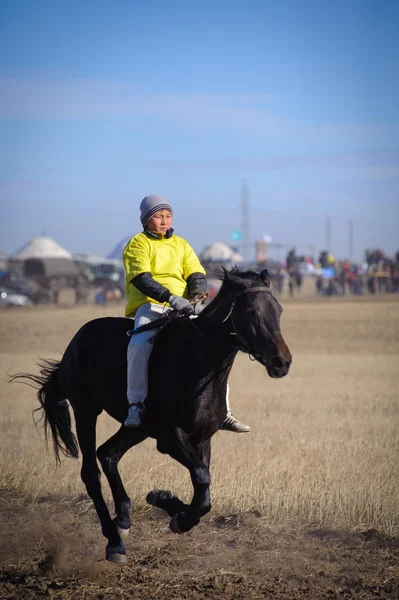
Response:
196,284,237,358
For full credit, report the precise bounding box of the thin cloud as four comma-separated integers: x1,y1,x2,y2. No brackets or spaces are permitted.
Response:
145,151,399,181
0,76,277,119
0,76,394,146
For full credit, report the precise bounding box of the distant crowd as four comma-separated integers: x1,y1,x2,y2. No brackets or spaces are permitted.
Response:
2,247,398,309
270,248,399,297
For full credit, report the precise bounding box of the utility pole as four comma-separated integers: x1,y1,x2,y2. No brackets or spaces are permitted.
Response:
241,181,249,261
348,220,354,262
325,216,331,254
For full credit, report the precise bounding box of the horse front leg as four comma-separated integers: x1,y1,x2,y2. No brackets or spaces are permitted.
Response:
156,428,211,534
195,438,211,517
147,439,211,518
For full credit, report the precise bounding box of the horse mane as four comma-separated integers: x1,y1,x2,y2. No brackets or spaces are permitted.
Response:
199,267,269,319
221,266,266,286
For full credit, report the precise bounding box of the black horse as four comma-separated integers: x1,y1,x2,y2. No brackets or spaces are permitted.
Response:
12,268,292,564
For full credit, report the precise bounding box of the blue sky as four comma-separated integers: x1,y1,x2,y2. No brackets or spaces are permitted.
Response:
0,0,398,262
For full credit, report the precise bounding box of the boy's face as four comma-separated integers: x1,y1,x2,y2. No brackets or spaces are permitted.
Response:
146,209,173,235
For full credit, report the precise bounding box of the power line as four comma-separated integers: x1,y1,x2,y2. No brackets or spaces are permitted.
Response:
325,216,331,253
348,220,354,262
240,180,250,261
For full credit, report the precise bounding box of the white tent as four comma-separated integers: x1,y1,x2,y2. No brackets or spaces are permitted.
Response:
74,253,122,267
11,237,72,260
107,236,131,260
200,242,244,263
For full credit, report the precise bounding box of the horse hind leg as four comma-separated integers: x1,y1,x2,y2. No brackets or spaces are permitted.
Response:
96,427,147,538
74,408,127,564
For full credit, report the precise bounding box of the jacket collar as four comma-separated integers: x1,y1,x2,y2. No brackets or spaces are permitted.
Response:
143,227,174,240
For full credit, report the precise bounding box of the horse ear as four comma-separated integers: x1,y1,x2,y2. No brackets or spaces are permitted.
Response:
260,269,271,286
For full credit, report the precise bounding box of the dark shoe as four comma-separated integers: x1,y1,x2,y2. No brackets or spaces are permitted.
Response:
124,404,143,427
221,414,250,433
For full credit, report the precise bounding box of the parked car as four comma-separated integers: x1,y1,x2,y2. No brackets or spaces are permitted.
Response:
0,287,32,308
0,275,37,301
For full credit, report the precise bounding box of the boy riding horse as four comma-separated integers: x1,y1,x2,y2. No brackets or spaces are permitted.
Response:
123,194,250,433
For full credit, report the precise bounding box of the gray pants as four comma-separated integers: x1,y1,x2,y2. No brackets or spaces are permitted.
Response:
127,303,167,406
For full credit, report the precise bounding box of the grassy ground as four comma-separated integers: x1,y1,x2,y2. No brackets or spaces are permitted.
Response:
0,294,398,599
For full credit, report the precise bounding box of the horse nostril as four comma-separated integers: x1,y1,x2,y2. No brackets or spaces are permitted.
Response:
270,356,284,369
285,360,291,369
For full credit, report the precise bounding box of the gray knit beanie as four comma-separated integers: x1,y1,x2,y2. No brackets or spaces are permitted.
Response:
140,194,173,226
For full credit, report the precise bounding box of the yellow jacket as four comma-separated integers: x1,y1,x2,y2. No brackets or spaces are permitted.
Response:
123,231,206,317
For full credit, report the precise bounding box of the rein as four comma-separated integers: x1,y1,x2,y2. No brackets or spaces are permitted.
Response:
223,286,274,365
126,291,208,338
126,310,183,337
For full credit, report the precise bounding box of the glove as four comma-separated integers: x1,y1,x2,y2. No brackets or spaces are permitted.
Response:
169,295,194,314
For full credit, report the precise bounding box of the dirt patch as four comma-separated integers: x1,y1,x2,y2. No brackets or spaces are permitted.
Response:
0,489,398,600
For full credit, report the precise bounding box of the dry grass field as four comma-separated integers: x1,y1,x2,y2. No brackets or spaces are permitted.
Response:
0,294,398,599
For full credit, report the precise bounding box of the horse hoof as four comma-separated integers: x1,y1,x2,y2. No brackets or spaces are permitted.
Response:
106,552,128,564
169,514,184,534
106,542,127,564
116,526,130,538
146,489,173,506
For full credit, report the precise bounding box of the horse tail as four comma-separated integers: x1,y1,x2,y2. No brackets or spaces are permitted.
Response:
9,359,79,464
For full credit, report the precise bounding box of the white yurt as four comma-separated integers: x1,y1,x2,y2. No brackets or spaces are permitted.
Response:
200,242,244,263
9,237,78,281
11,236,72,260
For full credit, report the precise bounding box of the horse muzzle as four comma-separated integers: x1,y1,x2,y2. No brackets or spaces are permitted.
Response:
266,353,292,378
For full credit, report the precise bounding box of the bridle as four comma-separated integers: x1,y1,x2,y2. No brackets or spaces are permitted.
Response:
221,286,275,366
127,285,277,369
